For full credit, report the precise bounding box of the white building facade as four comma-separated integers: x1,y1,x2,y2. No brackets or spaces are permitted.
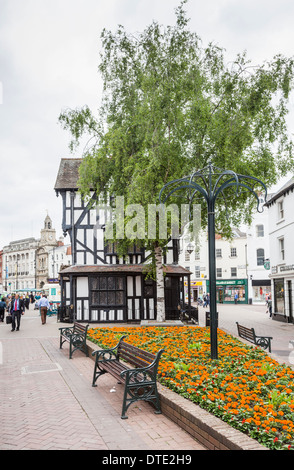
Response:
48,240,72,281
180,198,272,305
2,237,38,292
2,215,63,294
265,178,294,323
246,197,271,304
179,228,249,304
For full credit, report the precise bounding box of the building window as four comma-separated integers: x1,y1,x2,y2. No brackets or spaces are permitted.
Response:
257,248,265,266
278,200,284,220
279,237,285,261
231,267,237,277
216,248,222,258
106,242,118,254
194,250,200,260
256,225,264,237
195,266,200,278
90,276,125,306
230,247,237,257
185,250,190,261
216,268,222,278
144,279,155,298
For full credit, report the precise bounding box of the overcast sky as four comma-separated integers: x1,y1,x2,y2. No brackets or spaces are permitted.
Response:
0,0,293,248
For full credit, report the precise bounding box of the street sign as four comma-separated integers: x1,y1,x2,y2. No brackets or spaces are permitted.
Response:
264,260,270,270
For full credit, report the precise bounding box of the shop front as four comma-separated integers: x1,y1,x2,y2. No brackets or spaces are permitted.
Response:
184,280,204,303
271,266,294,323
272,278,286,322
207,279,248,304
251,280,271,304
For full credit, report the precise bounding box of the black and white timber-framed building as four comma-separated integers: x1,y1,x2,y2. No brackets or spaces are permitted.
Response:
54,158,191,323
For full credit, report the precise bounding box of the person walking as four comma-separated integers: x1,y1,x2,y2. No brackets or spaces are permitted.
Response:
38,295,50,324
203,294,207,308
25,294,30,310
10,293,25,331
234,292,238,304
268,294,273,318
0,297,6,322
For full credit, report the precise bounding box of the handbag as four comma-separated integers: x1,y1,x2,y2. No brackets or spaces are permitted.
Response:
6,314,12,324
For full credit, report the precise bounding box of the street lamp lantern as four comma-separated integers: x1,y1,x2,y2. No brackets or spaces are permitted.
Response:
186,242,194,254
159,163,267,360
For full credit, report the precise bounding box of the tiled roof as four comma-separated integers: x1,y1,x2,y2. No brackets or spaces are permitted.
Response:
59,264,191,275
264,178,294,206
54,158,82,191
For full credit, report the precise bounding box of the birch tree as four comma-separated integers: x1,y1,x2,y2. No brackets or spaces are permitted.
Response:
59,0,294,321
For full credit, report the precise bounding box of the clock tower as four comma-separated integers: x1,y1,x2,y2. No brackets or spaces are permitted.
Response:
36,214,58,289
40,214,57,246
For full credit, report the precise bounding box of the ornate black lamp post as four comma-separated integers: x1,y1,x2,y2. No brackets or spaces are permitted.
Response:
159,163,267,360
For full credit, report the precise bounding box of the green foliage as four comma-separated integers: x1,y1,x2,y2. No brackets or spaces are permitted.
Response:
59,0,294,242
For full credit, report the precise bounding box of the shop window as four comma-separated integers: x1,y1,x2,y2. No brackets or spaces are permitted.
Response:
231,267,237,277
216,268,222,278
230,247,237,257
257,248,265,266
256,225,264,237
274,279,285,314
216,249,222,258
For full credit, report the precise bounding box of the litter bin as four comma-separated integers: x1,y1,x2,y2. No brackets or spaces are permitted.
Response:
205,311,218,327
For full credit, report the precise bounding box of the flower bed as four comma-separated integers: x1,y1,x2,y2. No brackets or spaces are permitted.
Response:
87,325,294,450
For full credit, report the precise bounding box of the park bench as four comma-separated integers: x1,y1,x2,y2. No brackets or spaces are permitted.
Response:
91,335,164,419
236,322,272,352
179,303,199,324
59,322,89,359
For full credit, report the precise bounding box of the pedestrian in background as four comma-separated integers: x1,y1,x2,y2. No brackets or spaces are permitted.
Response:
0,297,6,322
10,293,25,331
25,294,30,310
268,294,273,318
38,295,50,325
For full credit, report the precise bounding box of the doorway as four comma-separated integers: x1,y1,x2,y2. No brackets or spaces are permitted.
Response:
216,287,224,303
288,281,293,323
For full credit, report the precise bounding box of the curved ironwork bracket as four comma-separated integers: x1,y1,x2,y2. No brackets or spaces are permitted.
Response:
159,163,267,360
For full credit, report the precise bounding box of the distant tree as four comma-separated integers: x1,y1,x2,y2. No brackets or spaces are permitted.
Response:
59,0,294,321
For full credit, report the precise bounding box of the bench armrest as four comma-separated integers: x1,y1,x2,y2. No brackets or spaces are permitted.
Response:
59,326,74,335
92,348,118,361
254,335,273,352
70,332,86,342
92,335,128,360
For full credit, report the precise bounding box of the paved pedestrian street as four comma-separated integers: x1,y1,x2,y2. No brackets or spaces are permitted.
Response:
0,305,205,451
1,302,294,452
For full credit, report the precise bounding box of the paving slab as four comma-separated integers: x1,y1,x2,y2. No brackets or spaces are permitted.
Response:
0,305,205,451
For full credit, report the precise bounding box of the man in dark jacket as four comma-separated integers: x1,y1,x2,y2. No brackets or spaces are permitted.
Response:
10,294,25,331
0,297,6,321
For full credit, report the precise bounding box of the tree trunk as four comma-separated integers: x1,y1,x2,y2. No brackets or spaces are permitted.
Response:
155,244,165,322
